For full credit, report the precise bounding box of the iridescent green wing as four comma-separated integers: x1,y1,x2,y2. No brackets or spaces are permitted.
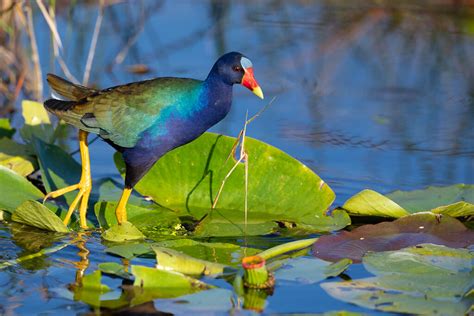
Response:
72,78,202,148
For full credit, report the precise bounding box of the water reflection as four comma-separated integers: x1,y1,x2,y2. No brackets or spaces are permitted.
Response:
1,1,473,199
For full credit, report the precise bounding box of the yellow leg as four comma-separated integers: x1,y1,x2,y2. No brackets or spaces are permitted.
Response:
115,187,132,224
44,130,91,229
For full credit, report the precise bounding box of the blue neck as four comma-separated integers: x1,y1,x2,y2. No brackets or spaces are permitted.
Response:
199,69,234,126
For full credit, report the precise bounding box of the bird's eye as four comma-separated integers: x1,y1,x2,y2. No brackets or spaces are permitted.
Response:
233,66,242,72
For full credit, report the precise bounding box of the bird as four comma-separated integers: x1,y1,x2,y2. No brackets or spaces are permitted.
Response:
43,52,264,229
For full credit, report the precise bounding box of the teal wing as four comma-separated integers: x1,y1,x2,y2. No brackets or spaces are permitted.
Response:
47,78,203,148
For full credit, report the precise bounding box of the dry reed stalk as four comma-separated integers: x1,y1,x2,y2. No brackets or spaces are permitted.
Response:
35,0,62,50
25,2,42,101
83,1,104,86
211,97,276,227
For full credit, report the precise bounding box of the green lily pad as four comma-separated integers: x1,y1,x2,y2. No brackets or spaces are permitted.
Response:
343,184,474,218
114,133,349,236
131,265,212,298
20,100,54,143
193,208,279,237
273,257,351,284
0,118,15,138
98,262,133,280
0,138,37,176
72,270,111,308
154,239,260,266
152,245,232,277
12,200,69,233
321,244,474,315
105,243,153,259
32,138,81,205
94,201,181,235
313,212,474,262
102,222,145,242
0,166,44,212
92,178,147,207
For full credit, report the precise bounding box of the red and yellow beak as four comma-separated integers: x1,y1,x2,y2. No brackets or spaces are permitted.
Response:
241,67,264,99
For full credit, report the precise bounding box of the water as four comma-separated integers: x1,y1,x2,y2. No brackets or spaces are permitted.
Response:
1,0,473,314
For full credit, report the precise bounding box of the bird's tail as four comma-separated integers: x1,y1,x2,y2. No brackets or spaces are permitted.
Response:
44,74,100,134
46,74,97,102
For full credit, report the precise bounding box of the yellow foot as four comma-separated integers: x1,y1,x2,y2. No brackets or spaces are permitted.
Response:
44,180,91,229
43,130,91,229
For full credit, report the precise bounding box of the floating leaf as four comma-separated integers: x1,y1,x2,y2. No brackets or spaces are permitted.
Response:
102,222,145,242
313,213,474,262
0,138,37,176
0,118,15,138
20,100,54,143
152,245,232,277
193,209,279,237
321,244,474,315
0,166,44,212
154,239,260,266
273,257,351,284
105,243,153,259
114,133,349,236
94,201,181,233
343,184,474,218
12,200,69,233
324,258,353,278
72,270,111,308
98,262,133,280
131,265,212,298
342,189,408,218
92,178,146,207
32,138,81,205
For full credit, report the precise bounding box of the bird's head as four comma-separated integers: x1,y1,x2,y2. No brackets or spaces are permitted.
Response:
211,52,264,99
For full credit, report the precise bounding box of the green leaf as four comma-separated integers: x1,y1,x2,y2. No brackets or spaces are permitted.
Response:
324,258,353,277
343,185,474,218
114,132,349,236
0,118,15,138
105,243,153,259
321,244,473,315
94,201,181,235
72,270,111,308
273,257,351,284
342,189,408,218
0,138,37,176
98,262,133,280
193,209,279,237
20,100,54,143
32,138,81,205
12,200,69,233
154,239,260,266
102,222,145,242
0,166,44,212
92,178,146,207
131,265,212,298
313,212,474,262
152,245,232,277
387,184,474,216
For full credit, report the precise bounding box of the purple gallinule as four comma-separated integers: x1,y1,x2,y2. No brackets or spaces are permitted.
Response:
43,52,263,228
